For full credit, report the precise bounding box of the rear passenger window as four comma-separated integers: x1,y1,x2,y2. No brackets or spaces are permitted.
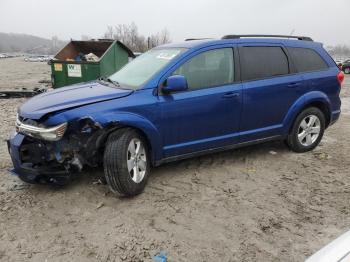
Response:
240,46,289,81
288,47,328,73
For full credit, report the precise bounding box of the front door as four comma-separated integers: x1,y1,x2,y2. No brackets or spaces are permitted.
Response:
158,47,242,158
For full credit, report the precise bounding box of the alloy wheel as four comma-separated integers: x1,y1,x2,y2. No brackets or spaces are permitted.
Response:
126,138,147,183
297,115,321,146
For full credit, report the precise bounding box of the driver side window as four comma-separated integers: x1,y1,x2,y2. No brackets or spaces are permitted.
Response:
172,48,234,90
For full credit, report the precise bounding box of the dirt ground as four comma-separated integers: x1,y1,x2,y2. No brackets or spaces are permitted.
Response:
0,57,50,91
0,58,349,262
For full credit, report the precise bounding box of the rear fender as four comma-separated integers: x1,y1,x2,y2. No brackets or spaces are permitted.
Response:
282,91,331,135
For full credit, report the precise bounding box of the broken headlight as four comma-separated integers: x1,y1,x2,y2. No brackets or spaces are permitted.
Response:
16,117,67,141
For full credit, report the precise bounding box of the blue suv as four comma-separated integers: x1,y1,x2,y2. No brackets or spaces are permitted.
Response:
8,35,344,196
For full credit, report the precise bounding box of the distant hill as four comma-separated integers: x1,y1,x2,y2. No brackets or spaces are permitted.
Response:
0,32,66,55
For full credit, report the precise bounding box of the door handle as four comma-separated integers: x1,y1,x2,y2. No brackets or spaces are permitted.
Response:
287,82,301,88
223,92,240,98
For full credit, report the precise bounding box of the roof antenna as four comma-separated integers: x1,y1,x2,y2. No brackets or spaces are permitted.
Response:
289,29,295,39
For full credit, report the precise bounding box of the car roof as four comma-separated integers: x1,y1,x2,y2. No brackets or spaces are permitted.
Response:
158,38,322,50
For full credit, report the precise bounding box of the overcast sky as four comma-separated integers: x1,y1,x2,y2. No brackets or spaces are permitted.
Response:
0,0,349,46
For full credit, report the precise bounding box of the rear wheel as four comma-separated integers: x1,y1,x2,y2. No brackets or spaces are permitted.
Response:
103,129,150,196
286,107,325,153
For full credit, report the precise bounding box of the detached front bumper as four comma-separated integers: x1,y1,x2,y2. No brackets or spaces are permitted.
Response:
7,132,71,185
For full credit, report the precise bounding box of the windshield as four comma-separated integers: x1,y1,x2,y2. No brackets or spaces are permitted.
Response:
109,48,186,89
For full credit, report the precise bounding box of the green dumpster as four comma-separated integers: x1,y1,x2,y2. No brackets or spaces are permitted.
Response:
50,40,135,88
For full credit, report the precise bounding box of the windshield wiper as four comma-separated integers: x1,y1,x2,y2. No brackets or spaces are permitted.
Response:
106,78,120,87
98,77,133,90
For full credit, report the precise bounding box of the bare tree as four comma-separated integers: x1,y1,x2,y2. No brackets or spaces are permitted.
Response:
104,26,114,39
104,23,171,52
147,28,171,49
326,45,350,59
159,28,171,45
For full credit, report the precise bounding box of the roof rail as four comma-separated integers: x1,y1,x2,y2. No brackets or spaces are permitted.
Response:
185,38,213,41
221,34,313,41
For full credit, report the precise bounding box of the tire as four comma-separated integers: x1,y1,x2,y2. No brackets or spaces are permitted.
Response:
103,128,150,196
345,67,350,74
286,107,325,153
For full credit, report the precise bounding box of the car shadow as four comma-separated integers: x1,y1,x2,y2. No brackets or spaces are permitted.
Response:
151,140,290,175
10,140,290,196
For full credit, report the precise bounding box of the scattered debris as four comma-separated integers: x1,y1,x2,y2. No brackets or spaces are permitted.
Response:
246,167,256,174
92,178,106,185
314,152,331,160
0,88,47,99
38,79,51,84
96,202,104,209
9,184,30,191
153,251,167,262
1,206,10,211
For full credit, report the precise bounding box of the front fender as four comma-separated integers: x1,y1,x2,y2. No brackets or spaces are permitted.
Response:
282,91,331,134
45,109,162,164
97,112,161,162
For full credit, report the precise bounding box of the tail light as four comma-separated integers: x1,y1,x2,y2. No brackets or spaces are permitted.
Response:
337,71,345,86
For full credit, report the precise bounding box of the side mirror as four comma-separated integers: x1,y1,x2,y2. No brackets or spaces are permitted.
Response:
162,75,188,93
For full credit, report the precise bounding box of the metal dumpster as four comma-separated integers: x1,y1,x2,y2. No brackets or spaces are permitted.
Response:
50,40,135,88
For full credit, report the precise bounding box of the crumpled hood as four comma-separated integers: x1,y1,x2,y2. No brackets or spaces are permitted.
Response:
18,81,133,120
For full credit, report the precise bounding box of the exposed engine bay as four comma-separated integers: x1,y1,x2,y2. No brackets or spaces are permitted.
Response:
9,116,119,185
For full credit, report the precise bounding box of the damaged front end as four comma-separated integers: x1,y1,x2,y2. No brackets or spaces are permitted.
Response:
7,115,110,185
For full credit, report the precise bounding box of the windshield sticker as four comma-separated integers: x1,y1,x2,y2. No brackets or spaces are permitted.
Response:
156,53,178,60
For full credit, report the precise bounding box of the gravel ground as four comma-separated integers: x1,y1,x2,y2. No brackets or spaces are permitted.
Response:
0,57,50,91
0,58,349,262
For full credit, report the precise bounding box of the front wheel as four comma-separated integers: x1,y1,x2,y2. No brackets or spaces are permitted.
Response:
286,107,325,153
103,129,150,196
345,67,350,74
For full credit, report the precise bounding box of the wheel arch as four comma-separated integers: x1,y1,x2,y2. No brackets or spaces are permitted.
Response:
94,112,162,166
283,91,332,135
300,101,331,127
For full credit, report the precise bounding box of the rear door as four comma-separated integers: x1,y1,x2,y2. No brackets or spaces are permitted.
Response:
238,44,305,142
288,46,336,94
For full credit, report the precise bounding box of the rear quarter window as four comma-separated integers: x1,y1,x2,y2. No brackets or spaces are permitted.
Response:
288,47,328,73
240,46,289,81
